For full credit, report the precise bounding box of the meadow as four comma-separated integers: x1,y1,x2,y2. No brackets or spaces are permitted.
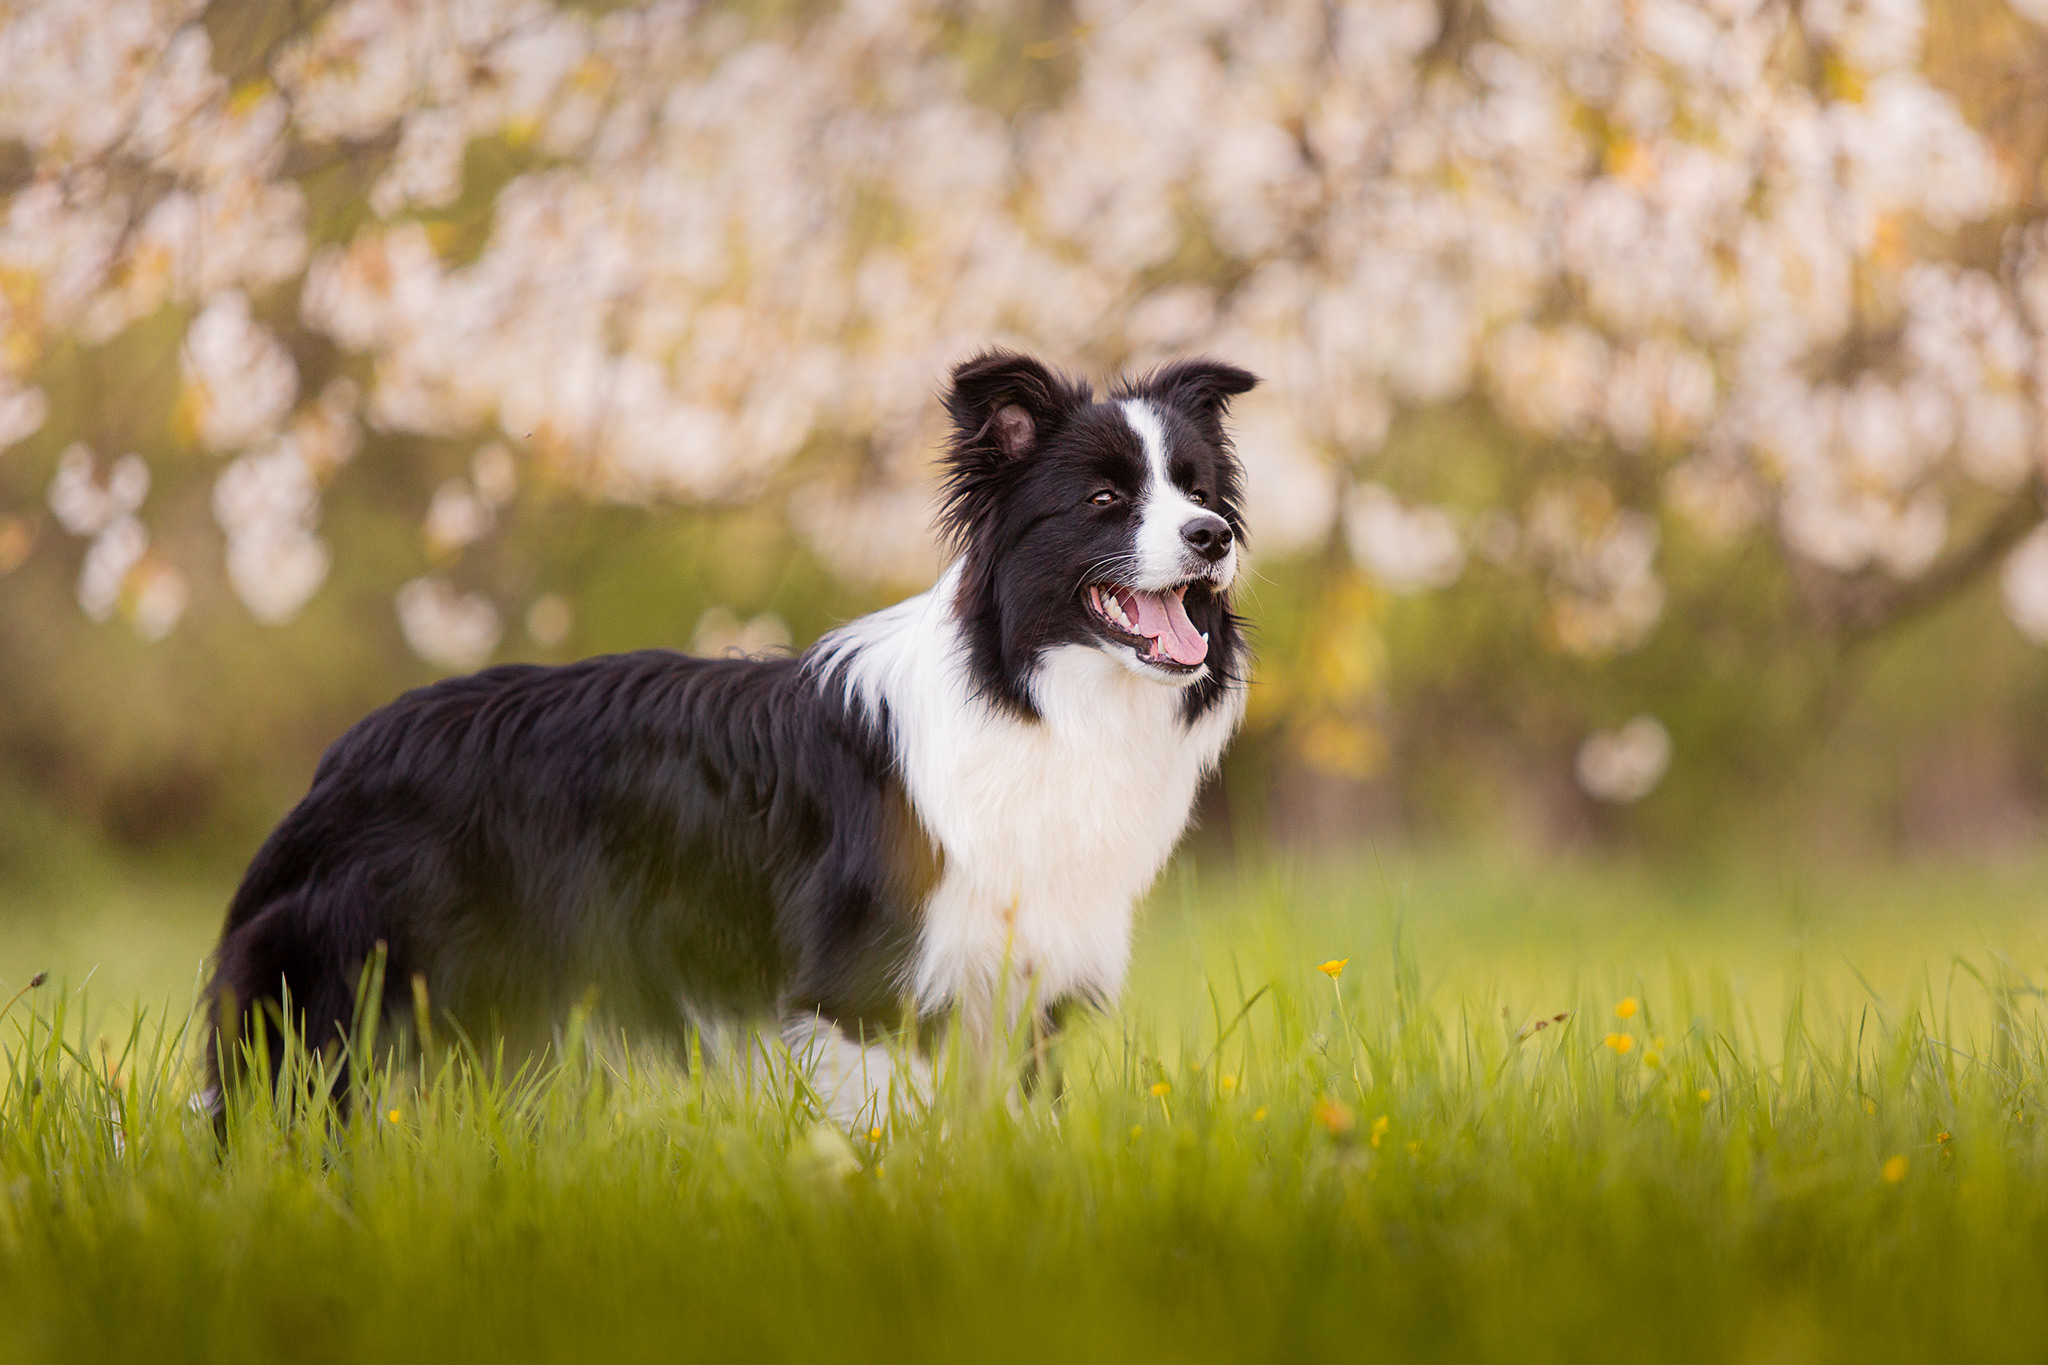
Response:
1,850,2046,1362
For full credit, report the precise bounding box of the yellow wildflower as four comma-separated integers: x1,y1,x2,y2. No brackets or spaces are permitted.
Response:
1251,1107,1268,1122
1697,1088,1713,1103
1129,1126,1143,1139
1642,1050,1661,1068
1369,1115,1390,1149
1150,1081,1171,1097
1882,1154,1908,1184
386,1108,401,1123
1220,1074,1238,1093
1603,1032,1634,1055
1317,959,1349,978
868,1126,883,1143
1614,997,1639,1020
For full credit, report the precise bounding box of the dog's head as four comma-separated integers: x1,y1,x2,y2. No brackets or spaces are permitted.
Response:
937,349,1257,718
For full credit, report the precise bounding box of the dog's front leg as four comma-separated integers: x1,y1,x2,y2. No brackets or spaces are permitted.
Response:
779,1011,931,1130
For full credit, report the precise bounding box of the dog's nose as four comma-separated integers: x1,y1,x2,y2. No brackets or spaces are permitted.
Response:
1181,513,1232,563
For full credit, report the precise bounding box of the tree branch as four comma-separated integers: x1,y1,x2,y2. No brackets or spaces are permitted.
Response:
1811,480,2045,645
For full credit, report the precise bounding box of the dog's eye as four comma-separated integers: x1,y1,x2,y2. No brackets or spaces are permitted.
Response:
1189,490,1208,507
1089,489,1118,507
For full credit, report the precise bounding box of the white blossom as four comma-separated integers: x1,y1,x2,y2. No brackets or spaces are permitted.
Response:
471,443,518,507
1234,402,1340,555
2,0,2046,659
396,576,502,670
181,292,299,453
48,445,148,537
1527,487,1666,654
0,380,48,452
1576,716,1673,803
424,480,493,557
212,442,330,623
1344,484,1466,594
76,516,147,622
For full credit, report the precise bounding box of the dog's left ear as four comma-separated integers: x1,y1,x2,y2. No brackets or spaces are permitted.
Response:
943,349,1087,462
937,349,1091,552
1145,359,1259,432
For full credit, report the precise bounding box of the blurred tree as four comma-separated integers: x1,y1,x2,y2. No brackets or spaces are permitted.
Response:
5,0,2048,855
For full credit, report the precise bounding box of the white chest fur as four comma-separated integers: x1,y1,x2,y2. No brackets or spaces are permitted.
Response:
814,570,1242,1020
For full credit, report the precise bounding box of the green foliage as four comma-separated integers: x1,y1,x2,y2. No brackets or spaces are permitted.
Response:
5,857,2048,1361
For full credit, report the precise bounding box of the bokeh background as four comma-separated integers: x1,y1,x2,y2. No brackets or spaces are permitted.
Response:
6,0,2048,893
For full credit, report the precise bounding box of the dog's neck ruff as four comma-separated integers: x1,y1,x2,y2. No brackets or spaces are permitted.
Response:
811,563,1243,1020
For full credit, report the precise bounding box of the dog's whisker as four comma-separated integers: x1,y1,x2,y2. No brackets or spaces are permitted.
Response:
1073,551,1148,594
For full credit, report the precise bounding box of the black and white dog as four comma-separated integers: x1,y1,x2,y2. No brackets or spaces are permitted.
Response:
205,350,1255,1122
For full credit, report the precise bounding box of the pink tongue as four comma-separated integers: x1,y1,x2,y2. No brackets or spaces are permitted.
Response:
1124,587,1208,666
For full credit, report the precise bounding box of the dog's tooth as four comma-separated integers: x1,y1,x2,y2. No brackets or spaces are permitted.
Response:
1199,631,1209,646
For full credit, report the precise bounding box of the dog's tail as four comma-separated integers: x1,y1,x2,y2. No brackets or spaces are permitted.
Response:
203,878,394,1138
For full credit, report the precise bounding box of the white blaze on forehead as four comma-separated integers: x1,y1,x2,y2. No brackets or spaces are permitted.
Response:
1120,397,1231,590
1122,398,1199,586
1121,397,1171,480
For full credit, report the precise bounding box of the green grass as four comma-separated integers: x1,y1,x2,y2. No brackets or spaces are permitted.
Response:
7,848,2048,1362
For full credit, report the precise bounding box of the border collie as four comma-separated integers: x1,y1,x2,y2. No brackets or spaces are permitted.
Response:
204,350,1256,1124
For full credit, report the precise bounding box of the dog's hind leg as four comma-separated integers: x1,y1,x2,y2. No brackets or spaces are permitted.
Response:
204,885,398,1131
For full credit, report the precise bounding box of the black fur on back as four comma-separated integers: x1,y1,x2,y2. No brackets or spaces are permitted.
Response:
205,651,938,1104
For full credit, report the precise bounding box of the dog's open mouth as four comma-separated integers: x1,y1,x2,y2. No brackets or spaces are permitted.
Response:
1086,583,1209,670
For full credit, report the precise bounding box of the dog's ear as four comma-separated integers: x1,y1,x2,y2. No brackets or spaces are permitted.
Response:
943,350,1086,462
1145,359,1259,430
937,350,1089,552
